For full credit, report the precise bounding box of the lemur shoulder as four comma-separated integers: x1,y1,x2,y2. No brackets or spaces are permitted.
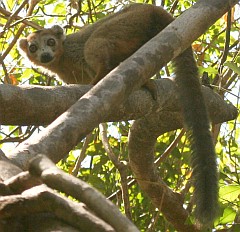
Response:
18,3,218,229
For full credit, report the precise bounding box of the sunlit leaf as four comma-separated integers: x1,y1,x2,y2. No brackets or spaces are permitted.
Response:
219,207,236,224
220,185,240,202
224,61,240,75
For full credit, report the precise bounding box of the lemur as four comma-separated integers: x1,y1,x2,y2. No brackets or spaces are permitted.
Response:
18,3,218,228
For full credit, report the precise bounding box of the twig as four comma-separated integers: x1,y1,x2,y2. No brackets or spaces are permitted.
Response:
0,55,10,83
0,6,42,31
71,133,92,176
1,0,40,61
1,0,28,34
155,129,185,166
99,123,132,220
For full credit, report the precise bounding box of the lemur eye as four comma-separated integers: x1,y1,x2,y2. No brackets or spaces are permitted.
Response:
47,38,56,46
29,44,38,53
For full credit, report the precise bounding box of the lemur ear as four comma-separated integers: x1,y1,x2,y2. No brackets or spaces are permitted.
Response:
51,25,65,40
18,38,28,52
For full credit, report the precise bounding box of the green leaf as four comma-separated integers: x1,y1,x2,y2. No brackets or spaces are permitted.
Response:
219,184,240,202
224,61,240,75
88,174,105,191
219,207,236,224
199,66,218,75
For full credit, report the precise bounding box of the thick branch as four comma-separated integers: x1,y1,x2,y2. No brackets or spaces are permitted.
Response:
0,80,237,126
0,159,133,231
29,155,139,232
4,80,238,169
0,184,114,232
3,171,42,194
0,84,91,126
128,114,196,231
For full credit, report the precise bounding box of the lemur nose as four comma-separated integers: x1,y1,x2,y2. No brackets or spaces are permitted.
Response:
41,53,53,63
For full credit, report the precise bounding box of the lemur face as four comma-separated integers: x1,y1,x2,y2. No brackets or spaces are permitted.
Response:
18,25,65,67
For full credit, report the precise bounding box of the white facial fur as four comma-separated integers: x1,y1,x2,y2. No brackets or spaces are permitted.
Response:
18,25,65,67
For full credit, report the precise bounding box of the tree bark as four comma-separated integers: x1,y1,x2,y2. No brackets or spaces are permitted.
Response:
3,80,237,169
0,157,137,232
0,80,237,126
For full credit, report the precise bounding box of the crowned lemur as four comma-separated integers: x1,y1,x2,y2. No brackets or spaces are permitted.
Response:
18,3,218,228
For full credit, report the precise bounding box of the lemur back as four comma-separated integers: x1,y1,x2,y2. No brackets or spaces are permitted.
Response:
18,3,218,229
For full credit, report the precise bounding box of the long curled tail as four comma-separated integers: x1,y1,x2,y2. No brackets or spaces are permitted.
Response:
173,48,218,227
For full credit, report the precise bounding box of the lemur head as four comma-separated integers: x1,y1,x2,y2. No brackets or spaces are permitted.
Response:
18,25,65,67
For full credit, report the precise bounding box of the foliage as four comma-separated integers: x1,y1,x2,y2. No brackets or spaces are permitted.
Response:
0,0,239,231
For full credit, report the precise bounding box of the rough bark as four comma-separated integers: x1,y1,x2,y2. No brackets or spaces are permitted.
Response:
0,80,237,126
29,155,139,232
3,80,237,169
128,113,193,231
0,157,136,232
0,185,115,232
0,160,83,232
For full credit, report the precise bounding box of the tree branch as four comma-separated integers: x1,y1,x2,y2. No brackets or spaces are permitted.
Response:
29,155,139,232
3,80,237,169
0,80,237,126
128,113,196,231
0,184,115,232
